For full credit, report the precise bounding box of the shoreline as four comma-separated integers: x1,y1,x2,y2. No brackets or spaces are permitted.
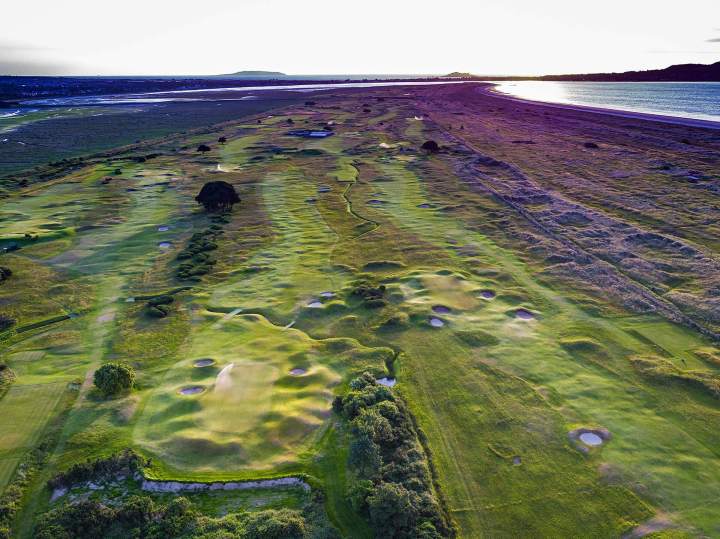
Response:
480,82,720,131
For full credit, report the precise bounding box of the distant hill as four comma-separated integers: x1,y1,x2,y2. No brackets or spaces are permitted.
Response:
539,61,720,82
212,70,287,79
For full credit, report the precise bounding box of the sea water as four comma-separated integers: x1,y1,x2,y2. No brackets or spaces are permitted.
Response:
494,81,720,123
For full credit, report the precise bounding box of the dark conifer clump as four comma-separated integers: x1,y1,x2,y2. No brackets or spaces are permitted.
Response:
195,181,240,212
197,144,211,153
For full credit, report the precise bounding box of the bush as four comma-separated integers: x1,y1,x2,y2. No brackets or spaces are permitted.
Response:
195,181,240,212
197,144,212,153
146,305,169,318
351,282,387,308
0,267,11,283
93,362,135,396
243,508,307,539
421,140,440,153
218,136,227,144
148,295,173,307
48,450,147,490
0,315,16,332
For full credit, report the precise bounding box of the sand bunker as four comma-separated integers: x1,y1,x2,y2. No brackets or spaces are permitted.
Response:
569,427,611,451
193,358,215,368
158,242,172,249
305,197,317,203
367,199,385,205
429,317,445,328
179,386,205,396
377,377,397,387
307,301,323,308
515,309,535,320
480,290,496,300
417,203,432,209
157,225,170,232
512,456,522,466
579,432,603,446
320,291,335,298
289,368,306,376
97,312,115,323
432,305,452,314
317,186,331,193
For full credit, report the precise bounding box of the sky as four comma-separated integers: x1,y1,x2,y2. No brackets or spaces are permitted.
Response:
2,0,719,76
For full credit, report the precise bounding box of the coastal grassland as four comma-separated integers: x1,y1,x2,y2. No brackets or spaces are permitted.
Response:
289,92,720,536
3,86,720,538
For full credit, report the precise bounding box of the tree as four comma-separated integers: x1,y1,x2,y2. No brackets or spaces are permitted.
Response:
197,144,211,153
93,362,135,396
421,140,440,153
218,136,227,145
0,267,11,283
195,181,240,212
367,482,417,535
348,434,382,478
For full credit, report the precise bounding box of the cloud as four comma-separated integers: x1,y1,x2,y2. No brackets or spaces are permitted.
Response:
0,40,70,75
707,37,720,42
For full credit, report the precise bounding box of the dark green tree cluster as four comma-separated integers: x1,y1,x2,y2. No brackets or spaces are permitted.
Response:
93,362,135,397
0,267,11,284
145,295,174,318
35,495,326,539
176,226,224,281
333,373,453,538
351,282,387,309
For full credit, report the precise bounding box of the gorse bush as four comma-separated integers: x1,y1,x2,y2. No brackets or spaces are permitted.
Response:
176,228,223,281
334,373,454,538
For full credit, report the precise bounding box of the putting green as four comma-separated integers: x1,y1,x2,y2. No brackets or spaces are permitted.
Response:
134,313,360,473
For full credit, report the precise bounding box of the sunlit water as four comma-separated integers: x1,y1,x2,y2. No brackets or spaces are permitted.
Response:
494,81,720,123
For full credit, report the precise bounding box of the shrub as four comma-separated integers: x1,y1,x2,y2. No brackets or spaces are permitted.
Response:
218,136,227,145
0,315,16,332
243,508,307,539
195,181,240,212
421,140,440,153
147,295,174,307
0,267,12,283
351,282,387,308
48,450,148,489
93,362,135,396
197,144,212,153
146,305,169,318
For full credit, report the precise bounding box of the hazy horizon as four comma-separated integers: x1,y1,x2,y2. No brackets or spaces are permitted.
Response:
2,0,719,77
